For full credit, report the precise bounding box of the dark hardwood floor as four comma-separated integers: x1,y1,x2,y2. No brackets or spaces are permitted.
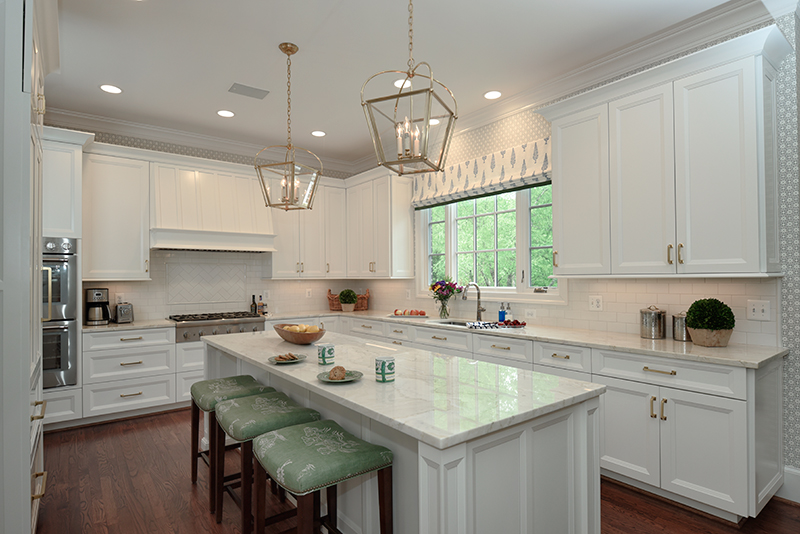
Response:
38,408,800,534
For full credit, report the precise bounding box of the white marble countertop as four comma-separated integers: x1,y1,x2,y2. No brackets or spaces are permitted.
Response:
204,330,605,450
264,310,788,369
81,318,175,333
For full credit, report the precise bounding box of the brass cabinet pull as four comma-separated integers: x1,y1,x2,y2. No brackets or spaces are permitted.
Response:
432,335,447,341
120,336,143,342
667,244,674,265
393,329,403,333
296,262,300,273
145,259,149,273
643,366,676,376
120,391,143,398
326,263,330,273
301,262,304,273
36,94,46,115
31,471,47,501
650,396,657,418
551,353,570,360
31,400,47,421
41,267,52,322
660,398,668,421
120,360,143,366
361,324,373,329
491,344,511,350
677,243,685,264
392,341,402,345
552,250,559,267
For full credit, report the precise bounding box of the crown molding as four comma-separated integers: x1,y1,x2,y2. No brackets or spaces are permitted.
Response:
44,107,358,178
761,0,798,19
453,0,773,136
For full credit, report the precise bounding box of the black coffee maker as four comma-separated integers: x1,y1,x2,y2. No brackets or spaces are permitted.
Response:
85,288,111,326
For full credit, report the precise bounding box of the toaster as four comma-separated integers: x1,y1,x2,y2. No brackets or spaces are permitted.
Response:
116,303,134,323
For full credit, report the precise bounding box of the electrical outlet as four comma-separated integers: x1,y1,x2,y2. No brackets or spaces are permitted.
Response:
747,299,770,321
116,293,125,304
589,295,603,311
306,289,312,298
525,309,536,319
406,289,411,300
262,290,270,301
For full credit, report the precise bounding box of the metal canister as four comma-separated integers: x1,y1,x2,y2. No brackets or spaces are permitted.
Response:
672,311,692,342
640,305,666,339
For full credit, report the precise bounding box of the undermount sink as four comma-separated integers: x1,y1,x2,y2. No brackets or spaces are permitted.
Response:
428,319,470,327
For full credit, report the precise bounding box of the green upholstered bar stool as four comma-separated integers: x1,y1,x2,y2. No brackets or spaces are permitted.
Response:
214,391,321,534
252,419,394,534
190,375,275,514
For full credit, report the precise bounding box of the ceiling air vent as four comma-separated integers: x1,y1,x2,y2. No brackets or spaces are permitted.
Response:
228,83,269,100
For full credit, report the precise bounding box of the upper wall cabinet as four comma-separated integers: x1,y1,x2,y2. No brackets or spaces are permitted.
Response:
346,169,414,279
41,127,94,238
150,160,275,252
542,25,789,277
83,153,150,281
270,181,330,279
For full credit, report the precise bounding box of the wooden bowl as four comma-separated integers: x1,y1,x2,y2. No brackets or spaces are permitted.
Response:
273,324,326,345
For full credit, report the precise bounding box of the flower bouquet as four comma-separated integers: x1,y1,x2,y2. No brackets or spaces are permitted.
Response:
429,278,463,319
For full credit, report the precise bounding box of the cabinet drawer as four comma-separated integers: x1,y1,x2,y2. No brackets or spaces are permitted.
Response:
385,323,415,342
42,387,83,424
473,334,532,364
83,345,176,384
414,326,472,353
176,370,205,402
177,341,204,371
350,319,386,337
83,375,176,417
592,348,746,400
534,341,592,373
83,327,175,351
534,364,592,383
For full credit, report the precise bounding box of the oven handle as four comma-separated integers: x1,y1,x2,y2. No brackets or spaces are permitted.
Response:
42,324,70,333
41,267,52,323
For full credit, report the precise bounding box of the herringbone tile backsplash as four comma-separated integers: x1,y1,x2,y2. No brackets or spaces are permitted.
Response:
167,263,246,304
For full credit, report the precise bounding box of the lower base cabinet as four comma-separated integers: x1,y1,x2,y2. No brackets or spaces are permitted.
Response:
42,387,83,423
83,374,176,418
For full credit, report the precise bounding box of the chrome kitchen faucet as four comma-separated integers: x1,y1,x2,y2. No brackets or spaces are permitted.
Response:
462,282,486,321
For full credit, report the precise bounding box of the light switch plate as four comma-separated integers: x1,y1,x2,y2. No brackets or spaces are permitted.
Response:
263,290,270,301
525,309,536,319
406,289,411,300
116,293,124,304
747,299,770,321
306,289,312,298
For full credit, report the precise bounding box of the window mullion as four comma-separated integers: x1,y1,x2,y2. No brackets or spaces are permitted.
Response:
516,190,529,293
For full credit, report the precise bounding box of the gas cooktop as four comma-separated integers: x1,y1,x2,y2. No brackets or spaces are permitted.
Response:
169,311,266,343
168,312,262,323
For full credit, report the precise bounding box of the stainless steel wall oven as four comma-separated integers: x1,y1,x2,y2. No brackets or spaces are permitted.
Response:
42,237,78,388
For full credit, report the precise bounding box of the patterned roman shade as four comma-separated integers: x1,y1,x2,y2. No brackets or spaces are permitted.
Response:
411,137,551,209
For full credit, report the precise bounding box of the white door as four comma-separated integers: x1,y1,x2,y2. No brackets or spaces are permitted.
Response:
271,205,300,278
299,191,326,277
551,104,610,275
372,176,391,277
659,387,748,515
609,84,677,274
42,140,82,238
674,58,760,274
347,181,375,277
592,375,660,487
82,154,151,281
324,186,348,278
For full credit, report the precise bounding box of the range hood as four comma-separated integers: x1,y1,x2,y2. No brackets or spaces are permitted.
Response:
150,228,276,253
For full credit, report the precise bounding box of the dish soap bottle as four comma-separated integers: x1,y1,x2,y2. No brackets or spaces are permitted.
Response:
257,295,264,315
499,302,506,322
250,295,257,314
506,303,513,321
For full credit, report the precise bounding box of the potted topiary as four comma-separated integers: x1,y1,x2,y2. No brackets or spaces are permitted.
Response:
686,298,736,347
339,289,358,312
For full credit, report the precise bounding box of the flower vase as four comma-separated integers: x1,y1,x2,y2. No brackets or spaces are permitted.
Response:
438,300,450,319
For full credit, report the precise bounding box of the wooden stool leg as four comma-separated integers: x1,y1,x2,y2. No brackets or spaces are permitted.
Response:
241,441,253,534
296,493,315,534
326,485,337,529
270,478,278,495
208,413,217,514
191,401,199,484
254,462,267,534
313,491,321,533
278,486,286,503
378,467,393,534
215,418,226,524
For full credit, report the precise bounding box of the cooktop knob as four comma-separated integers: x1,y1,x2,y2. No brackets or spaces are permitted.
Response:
199,330,205,337
212,328,218,335
239,326,245,332
226,327,231,334
183,332,188,339
45,242,56,251
252,326,258,332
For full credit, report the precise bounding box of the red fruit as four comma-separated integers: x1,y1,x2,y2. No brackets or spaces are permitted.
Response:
410,310,419,315
419,310,426,316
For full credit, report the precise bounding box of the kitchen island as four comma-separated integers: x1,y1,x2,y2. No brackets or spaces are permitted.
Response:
204,330,605,534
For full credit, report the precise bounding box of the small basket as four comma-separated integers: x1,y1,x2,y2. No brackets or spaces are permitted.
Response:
328,289,369,311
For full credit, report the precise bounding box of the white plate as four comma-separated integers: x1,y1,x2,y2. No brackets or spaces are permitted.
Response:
268,354,308,365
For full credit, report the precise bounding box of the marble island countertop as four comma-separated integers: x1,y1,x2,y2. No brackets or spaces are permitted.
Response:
266,309,789,369
204,331,605,450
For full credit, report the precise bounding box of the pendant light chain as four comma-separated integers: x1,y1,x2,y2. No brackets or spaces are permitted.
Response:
407,0,414,72
286,53,292,148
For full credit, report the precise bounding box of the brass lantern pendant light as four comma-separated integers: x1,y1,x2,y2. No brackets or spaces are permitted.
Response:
255,42,322,211
361,0,457,175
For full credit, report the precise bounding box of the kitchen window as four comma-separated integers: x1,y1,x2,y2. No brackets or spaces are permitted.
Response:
421,184,566,303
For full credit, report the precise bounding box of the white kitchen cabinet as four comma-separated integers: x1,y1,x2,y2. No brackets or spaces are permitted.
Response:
550,104,610,275
472,333,532,368
270,181,327,278
346,170,414,278
83,153,151,280
42,128,94,238
324,186,348,277
42,387,83,424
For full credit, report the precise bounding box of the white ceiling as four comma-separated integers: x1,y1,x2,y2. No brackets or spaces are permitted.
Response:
45,0,784,174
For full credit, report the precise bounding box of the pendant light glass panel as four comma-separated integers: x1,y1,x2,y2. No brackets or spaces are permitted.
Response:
255,149,321,211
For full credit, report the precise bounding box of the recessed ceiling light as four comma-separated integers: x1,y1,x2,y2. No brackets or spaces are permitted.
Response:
311,131,326,137
394,79,412,89
484,90,502,100
100,84,122,94
217,110,235,118
429,118,440,126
